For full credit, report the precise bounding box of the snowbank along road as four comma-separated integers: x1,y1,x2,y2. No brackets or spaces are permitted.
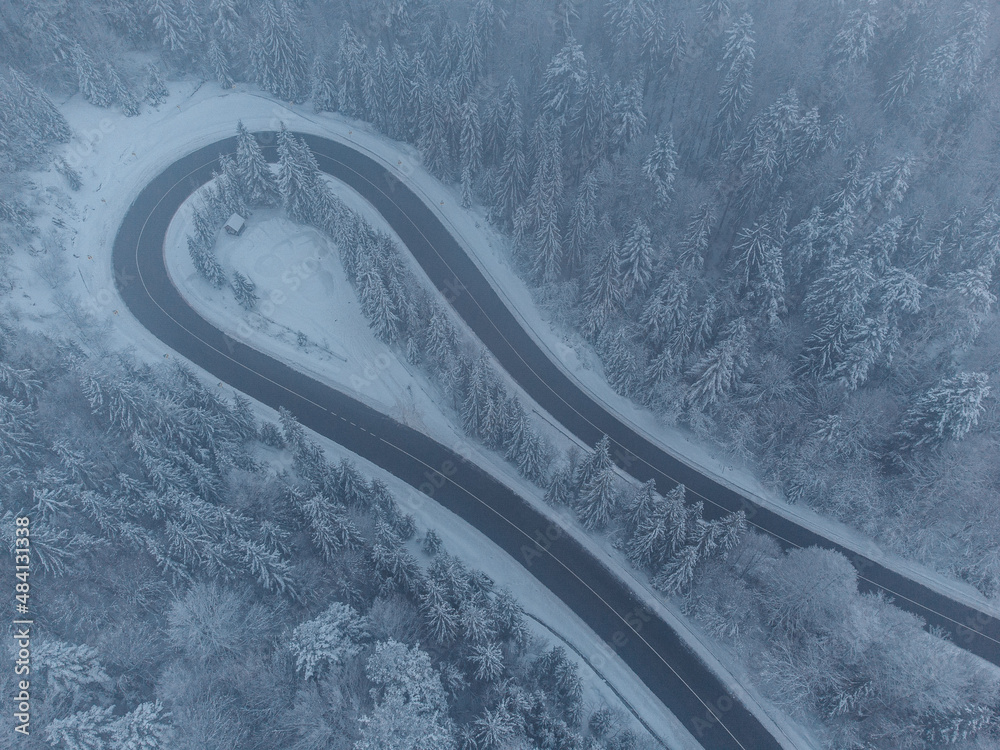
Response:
114,135,794,750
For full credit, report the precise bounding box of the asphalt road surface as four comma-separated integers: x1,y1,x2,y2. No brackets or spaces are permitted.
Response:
113,136,793,750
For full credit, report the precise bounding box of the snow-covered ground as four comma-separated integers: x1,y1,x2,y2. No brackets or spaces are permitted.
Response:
154,102,810,748
30,77,994,749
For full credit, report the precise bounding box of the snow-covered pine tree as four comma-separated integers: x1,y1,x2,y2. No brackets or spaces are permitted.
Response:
620,219,654,299
421,580,461,645
516,426,547,482
358,267,403,344
251,0,308,102
573,434,613,494
34,639,110,702
642,130,679,207
208,36,234,89
44,705,115,750
898,371,990,450
418,81,453,179
147,0,188,53
582,240,625,338
677,203,714,271
653,543,701,594
336,23,367,118
459,98,482,176
290,601,367,679
469,640,504,684
565,169,599,276
461,354,495,438
188,237,227,289
309,53,338,113
623,479,658,533
72,46,113,108
569,72,614,171
833,0,879,68
686,317,750,409
714,13,755,149
236,121,278,207
388,44,416,140
5,67,71,143
276,127,320,224
108,701,174,750
212,155,249,218
230,271,258,310
641,272,689,348
611,78,646,153
602,329,639,396
576,460,619,529
606,0,655,60
733,208,787,324
539,38,587,122
489,119,528,229
363,44,392,133
526,121,564,282
144,63,169,105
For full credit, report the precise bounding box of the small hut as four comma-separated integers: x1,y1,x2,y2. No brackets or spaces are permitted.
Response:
224,213,246,236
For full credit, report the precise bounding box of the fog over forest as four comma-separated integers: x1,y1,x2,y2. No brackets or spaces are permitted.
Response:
2,1,1000,749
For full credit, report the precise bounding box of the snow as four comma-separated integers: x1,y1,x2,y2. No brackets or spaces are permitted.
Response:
30,77,994,749
167,184,705,749
21,80,701,749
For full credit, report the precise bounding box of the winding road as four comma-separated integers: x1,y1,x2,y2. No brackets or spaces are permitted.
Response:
290,132,1000,668
114,136,788,750
113,129,1000,748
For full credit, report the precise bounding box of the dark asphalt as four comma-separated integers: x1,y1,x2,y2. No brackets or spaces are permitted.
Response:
288,133,1000,669
113,137,792,749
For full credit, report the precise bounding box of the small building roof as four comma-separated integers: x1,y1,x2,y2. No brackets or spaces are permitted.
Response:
224,213,245,232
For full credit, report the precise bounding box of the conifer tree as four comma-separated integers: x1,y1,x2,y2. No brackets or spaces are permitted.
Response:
583,241,625,338
148,0,188,53
236,121,278,207
539,38,588,122
208,37,235,89
290,601,368,679
898,372,990,450
310,53,338,113
714,14,755,148
231,271,258,310
653,544,701,594
570,73,614,170
490,121,528,229
144,63,169,105
251,0,308,101
620,219,654,299
611,78,646,153
72,46,112,108
109,701,174,749
686,317,750,409
188,237,227,289
336,23,366,117
277,127,320,224
642,131,679,207
565,170,600,276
